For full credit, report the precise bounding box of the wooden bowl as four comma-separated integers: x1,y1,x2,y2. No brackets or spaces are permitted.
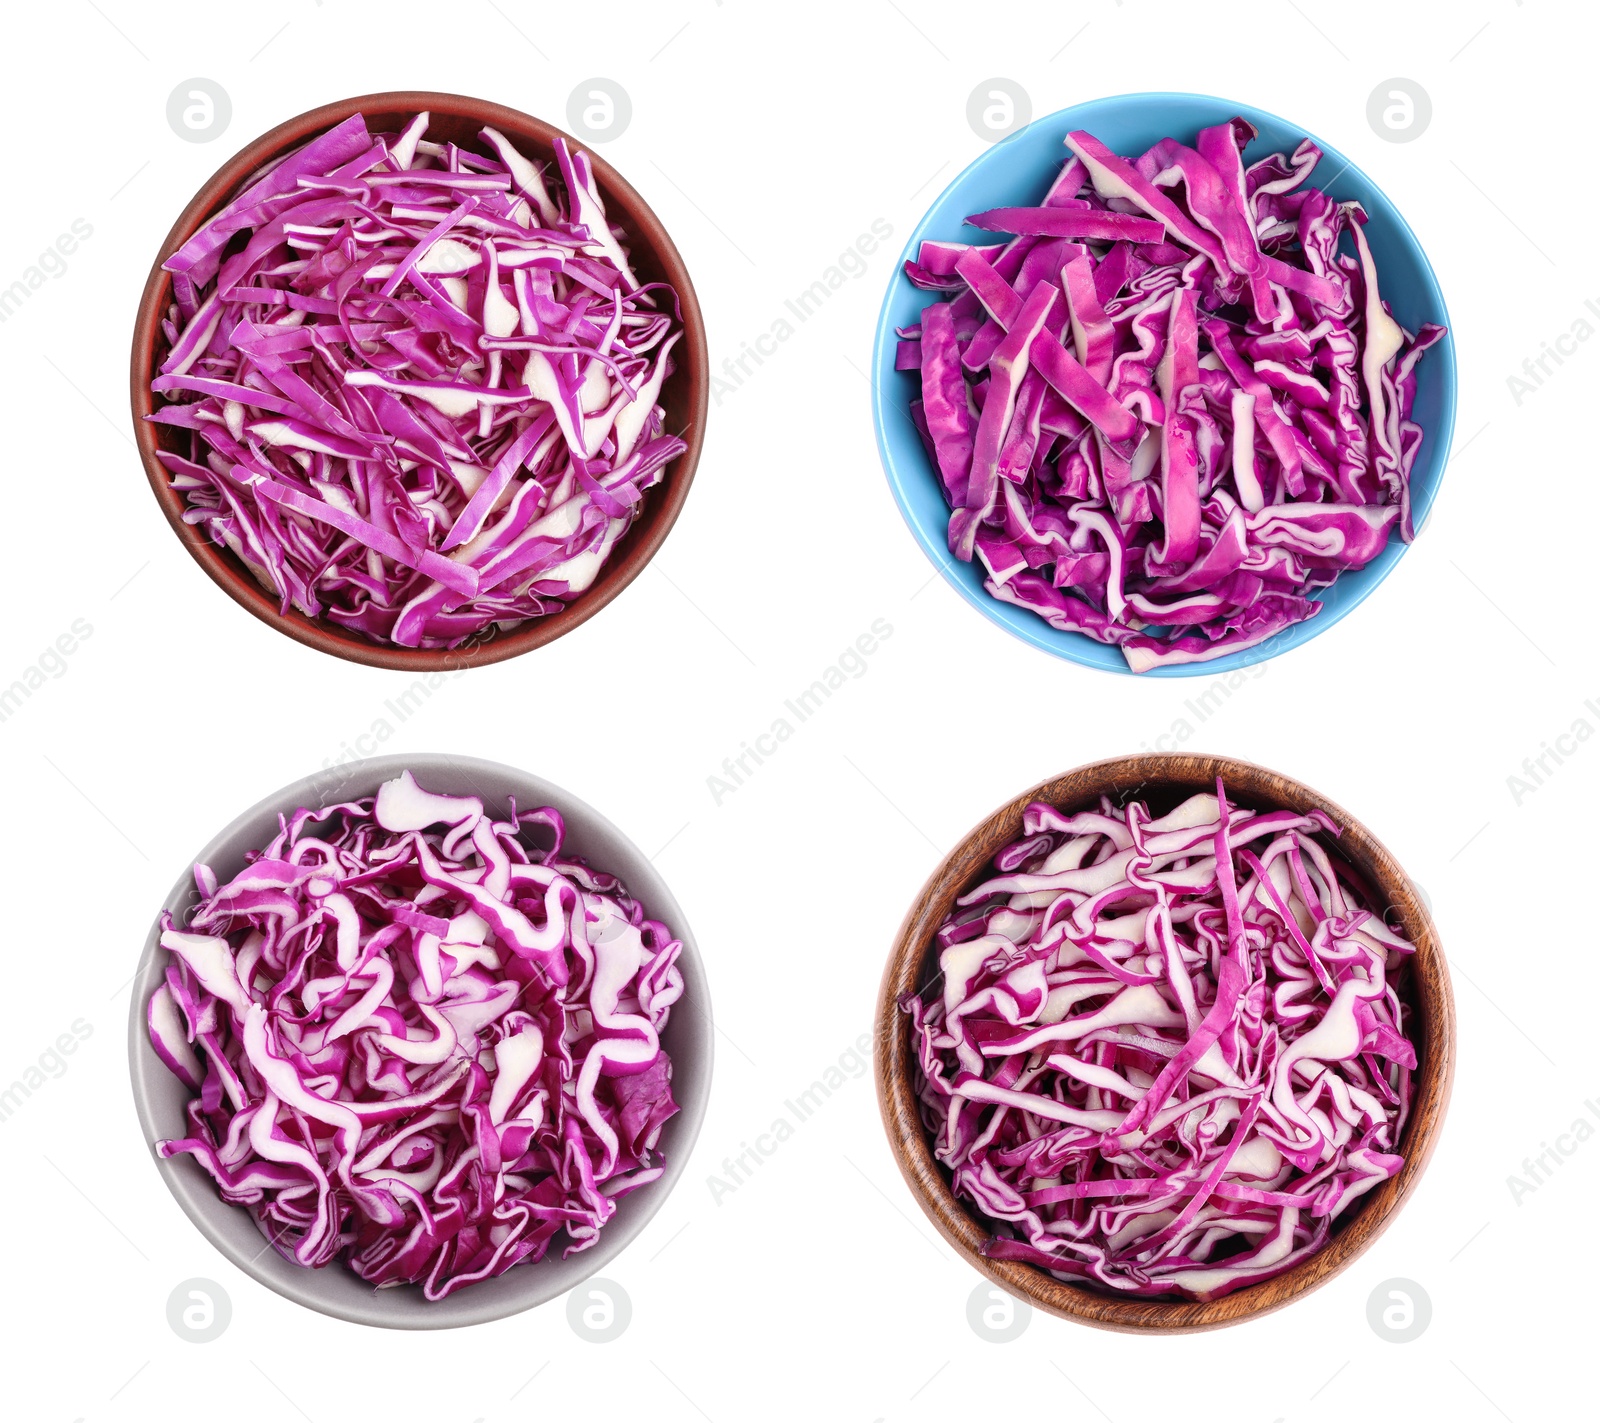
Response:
129,91,708,671
874,752,1454,1333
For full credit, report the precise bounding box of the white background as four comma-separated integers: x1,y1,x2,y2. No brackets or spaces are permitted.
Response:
1,1,1591,1419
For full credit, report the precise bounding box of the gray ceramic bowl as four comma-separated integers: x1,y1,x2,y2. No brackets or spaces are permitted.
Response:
127,753,712,1329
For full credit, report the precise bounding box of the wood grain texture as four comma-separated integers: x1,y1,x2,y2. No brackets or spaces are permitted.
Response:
873,753,1455,1333
129,91,708,671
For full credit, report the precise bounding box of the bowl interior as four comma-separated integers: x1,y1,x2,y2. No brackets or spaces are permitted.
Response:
132,92,707,671
127,752,713,1329
871,92,1457,678
876,753,1452,1332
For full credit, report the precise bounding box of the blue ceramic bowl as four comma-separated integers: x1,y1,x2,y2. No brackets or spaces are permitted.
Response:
871,92,1456,677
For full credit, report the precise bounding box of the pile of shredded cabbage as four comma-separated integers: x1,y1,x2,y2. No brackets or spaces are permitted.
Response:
148,772,682,1299
149,112,685,649
897,120,1444,671
902,785,1416,1299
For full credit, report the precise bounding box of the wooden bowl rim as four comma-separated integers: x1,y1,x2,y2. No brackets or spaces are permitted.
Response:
873,752,1455,1333
128,89,709,671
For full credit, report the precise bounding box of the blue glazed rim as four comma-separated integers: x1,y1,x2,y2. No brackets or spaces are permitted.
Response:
871,91,1457,678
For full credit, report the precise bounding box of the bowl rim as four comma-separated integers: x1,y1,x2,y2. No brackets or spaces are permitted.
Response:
126,751,713,1329
129,90,709,671
869,89,1458,679
873,752,1454,1333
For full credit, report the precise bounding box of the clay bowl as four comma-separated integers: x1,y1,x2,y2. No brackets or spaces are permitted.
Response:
130,91,707,670
874,752,1454,1332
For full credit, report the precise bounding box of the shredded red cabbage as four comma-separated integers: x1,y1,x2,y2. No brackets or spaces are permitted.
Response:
147,771,682,1299
149,112,686,649
902,783,1416,1300
899,120,1445,671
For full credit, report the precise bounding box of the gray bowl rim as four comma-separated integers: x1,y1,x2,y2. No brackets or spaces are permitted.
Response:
126,752,713,1330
